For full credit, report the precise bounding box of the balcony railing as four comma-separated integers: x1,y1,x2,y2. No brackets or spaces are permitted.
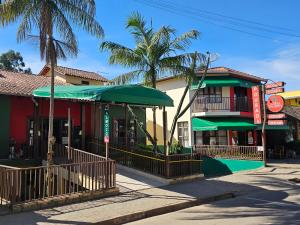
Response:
192,96,253,113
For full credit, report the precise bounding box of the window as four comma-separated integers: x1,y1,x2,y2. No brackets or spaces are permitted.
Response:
202,130,227,145
81,80,90,85
197,87,222,103
177,122,189,147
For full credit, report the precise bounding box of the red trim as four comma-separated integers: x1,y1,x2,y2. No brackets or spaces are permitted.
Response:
230,87,235,111
228,130,233,145
253,130,257,146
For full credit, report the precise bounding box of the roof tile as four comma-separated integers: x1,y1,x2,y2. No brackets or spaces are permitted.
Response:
0,70,67,97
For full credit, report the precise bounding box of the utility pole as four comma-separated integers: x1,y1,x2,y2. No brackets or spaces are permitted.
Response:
261,83,267,167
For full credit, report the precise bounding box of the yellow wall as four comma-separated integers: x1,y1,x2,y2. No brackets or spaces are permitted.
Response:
65,75,104,85
44,70,104,85
146,78,192,146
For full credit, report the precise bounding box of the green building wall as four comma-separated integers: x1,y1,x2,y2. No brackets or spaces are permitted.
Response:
0,95,11,158
102,105,146,143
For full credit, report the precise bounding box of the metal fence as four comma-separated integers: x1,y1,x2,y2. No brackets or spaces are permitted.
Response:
89,142,203,179
193,145,263,160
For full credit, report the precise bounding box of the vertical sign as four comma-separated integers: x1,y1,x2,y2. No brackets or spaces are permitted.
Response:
104,109,110,143
252,86,262,124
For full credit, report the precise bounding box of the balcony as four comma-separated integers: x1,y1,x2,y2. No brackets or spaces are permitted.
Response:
192,96,253,114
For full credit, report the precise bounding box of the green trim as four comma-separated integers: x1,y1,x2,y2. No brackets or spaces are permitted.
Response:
33,85,174,107
191,76,258,89
202,157,264,177
256,124,290,130
192,117,256,131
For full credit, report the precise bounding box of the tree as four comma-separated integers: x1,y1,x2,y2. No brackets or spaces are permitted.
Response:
100,11,201,150
168,52,211,149
0,50,32,74
0,0,103,194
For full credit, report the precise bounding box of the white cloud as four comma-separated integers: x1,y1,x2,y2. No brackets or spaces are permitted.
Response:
215,43,300,90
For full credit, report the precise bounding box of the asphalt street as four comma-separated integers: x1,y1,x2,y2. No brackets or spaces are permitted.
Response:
127,166,300,225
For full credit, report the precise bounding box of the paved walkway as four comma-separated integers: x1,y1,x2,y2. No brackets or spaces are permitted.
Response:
0,162,299,225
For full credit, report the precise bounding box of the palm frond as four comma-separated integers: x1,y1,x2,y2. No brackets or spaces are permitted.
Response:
100,41,145,68
112,70,144,85
171,30,200,50
126,11,152,46
0,0,30,26
56,0,104,38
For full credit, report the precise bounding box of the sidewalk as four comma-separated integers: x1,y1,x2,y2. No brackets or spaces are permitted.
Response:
0,164,298,225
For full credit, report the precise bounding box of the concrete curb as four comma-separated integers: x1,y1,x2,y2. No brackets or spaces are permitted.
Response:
93,192,235,225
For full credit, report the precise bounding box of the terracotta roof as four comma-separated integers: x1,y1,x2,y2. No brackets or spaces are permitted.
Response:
39,65,108,82
157,66,266,83
196,67,266,82
0,70,67,97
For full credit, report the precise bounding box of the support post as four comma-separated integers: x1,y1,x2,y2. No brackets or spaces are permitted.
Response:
261,84,267,166
163,106,167,155
81,104,86,149
33,98,39,159
125,104,128,148
68,107,71,161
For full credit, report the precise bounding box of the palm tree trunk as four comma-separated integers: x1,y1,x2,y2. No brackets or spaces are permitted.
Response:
151,70,158,152
47,37,55,196
168,85,189,147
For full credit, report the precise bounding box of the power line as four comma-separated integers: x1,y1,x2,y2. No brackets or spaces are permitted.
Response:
158,0,295,32
134,0,300,40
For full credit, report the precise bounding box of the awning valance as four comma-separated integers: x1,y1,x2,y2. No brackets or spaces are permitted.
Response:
256,124,290,130
192,117,256,131
191,76,258,90
33,85,174,107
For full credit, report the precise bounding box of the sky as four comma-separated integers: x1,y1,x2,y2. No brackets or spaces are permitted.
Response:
0,0,300,90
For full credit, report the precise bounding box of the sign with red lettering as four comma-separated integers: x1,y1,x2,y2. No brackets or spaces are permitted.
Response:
267,95,285,113
268,120,287,126
265,82,285,89
252,86,262,124
266,87,284,95
267,113,286,119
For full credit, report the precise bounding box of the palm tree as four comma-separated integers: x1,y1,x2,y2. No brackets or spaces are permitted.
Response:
0,0,103,167
168,52,210,149
100,12,200,150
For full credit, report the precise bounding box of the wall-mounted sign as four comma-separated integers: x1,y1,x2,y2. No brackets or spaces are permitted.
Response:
268,120,287,126
267,113,286,120
265,82,285,89
267,95,285,113
266,87,285,95
104,109,110,143
252,86,262,124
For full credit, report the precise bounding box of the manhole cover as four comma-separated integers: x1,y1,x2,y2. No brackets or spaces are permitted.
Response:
288,178,300,183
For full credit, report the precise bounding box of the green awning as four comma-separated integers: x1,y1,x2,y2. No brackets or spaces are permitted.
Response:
256,124,290,130
191,76,258,89
192,117,256,131
33,85,173,107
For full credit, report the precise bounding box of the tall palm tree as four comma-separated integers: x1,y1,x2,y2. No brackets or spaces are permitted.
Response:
0,0,103,167
1,0,103,195
100,12,200,150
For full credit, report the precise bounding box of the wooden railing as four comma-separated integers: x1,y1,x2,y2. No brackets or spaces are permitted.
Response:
193,145,263,160
192,96,253,113
54,144,106,164
89,142,203,179
0,145,116,207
